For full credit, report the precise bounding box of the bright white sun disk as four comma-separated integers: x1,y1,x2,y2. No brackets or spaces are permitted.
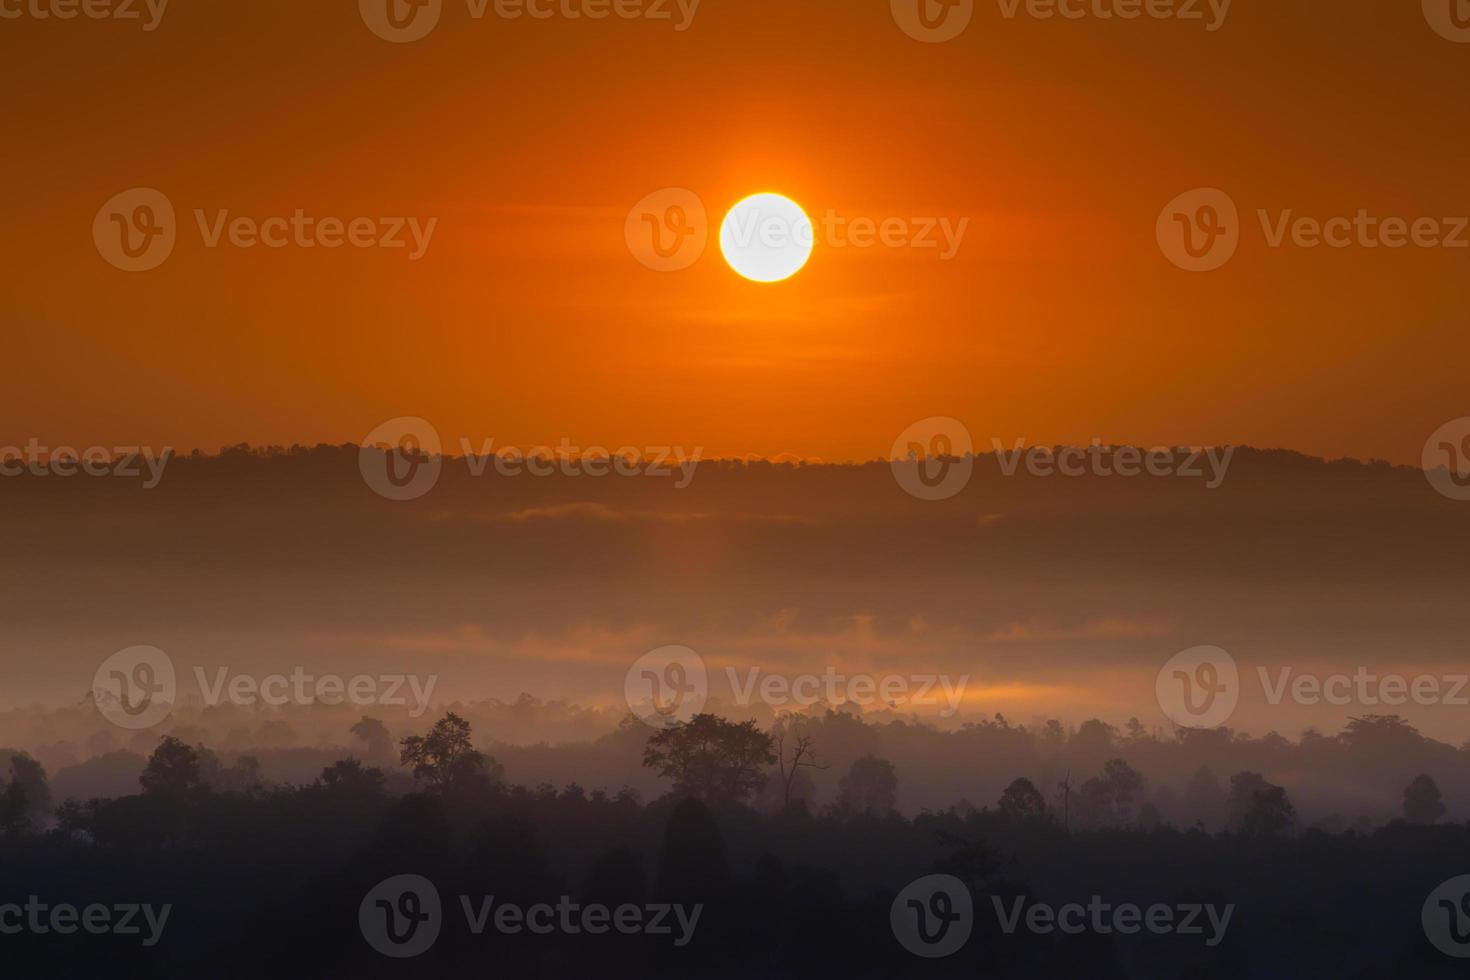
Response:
719,193,813,283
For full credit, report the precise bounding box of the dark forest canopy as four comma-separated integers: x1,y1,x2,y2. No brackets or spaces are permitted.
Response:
2,710,1467,976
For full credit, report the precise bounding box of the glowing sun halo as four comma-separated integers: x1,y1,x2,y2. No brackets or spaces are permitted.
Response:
719,193,813,283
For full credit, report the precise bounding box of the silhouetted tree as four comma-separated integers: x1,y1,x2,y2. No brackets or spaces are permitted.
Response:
1229,771,1295,836
1403,773,1446,825
399,712,503,795
773,732,826,810
997,776,1047,821
199,749,263,794
1340,714,1423,753
0,753,49,838
642,713,774,805
1182,765,1226,830
1072,719,1118,755
140,736,203,797
350,716,392,760
1055,770,1074,830
1077,758,1145,828
834,755,897,817
1123,717,1150,743
318,758,386,797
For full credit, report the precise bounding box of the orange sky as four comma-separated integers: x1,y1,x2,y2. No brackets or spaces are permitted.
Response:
4,0,1468,463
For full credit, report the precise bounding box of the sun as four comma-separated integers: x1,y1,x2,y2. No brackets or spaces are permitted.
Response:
719,193,813,283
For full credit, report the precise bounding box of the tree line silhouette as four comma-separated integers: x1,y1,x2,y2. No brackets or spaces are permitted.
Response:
1,709,1466,975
